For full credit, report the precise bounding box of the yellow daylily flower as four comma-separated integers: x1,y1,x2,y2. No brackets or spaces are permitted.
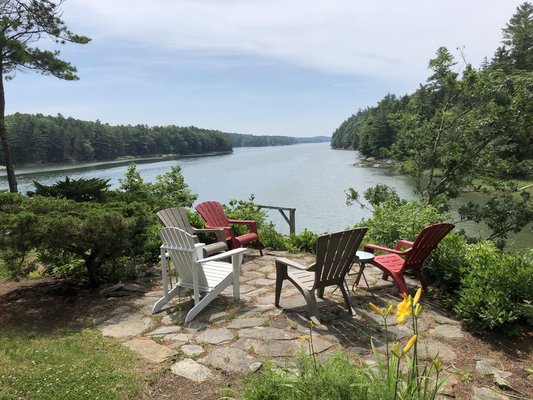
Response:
413,287,422,305
396,295,412,324
369,302,384,316
402,334,417,353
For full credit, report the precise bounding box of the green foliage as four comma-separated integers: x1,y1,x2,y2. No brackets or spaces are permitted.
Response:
0,0,90,192
0,328,142,400
28,177,111,202
454,243,533,332
119,163,197,211
240,352,369,400
364,200,445,248
0,192,153,287
424,232,469,295
332,4,533,246
3,113,234,165
458,188,533,249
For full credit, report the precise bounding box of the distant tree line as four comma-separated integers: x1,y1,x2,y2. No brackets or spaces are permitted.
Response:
3,113,233,164
2,113,331,165
227,132,297,147
331,2,533,182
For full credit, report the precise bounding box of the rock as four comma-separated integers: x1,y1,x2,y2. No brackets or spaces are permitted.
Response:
227,317,267,329
122,337,177,363
238,327,300,340
97,312,151,338
123,283,145,293
249,361,263,373
181,344,205,357
171,359,212,382
146,325,182,337
470,387,510,400
432,324,464,339
196,328,234,344
199,347,258,373
100,283,124,296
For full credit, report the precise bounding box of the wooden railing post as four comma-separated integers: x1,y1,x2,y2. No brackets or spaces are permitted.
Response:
256,204,296,235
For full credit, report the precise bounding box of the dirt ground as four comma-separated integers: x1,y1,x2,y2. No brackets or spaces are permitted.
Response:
1,278,532,399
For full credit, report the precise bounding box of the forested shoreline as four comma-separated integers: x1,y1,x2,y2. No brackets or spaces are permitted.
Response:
2,113,329,166
331,3,533,183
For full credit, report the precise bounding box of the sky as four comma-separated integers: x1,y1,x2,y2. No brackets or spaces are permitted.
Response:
5,0,526,137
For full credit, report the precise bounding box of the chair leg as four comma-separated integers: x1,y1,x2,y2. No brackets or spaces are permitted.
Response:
415,270,428,290
275,261,287,307
256,240,264,256
338,283,354,315
391,273,409,297
302,288,320,324
317,287,325,299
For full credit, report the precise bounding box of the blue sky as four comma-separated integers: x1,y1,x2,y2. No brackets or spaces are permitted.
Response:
5,0,525,137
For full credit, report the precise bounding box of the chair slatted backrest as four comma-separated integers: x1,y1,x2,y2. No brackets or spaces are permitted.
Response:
196,201,232,240
313,228,367,289
403,222,454,273
157,208,194,234
159,227,209,289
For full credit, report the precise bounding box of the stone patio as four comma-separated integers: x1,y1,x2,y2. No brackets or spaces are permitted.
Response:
96,250,513,399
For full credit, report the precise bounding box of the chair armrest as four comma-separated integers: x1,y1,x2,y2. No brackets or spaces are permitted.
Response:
227,219,257,233
275,257,308,270
191,227,226,243
364,243,410,255
197,247,247,263
395,240,414,251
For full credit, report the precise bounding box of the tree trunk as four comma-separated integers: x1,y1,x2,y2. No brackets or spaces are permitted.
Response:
0,70,18,193
85,251,101,288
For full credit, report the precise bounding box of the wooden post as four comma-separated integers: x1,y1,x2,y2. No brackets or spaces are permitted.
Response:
256,205,296,235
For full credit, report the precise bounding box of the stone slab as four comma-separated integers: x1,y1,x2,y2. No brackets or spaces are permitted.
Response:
171,359,212,382
123,337,177,363
196,328,234,344
199,347,258,373
97,312,151,338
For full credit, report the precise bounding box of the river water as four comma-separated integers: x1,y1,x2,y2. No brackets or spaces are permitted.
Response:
1,143,530,248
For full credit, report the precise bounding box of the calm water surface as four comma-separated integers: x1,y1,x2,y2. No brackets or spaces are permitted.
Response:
2,143,530,248
0,143,415,234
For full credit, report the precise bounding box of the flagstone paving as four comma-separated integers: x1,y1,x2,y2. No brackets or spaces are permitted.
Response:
96,250,517,398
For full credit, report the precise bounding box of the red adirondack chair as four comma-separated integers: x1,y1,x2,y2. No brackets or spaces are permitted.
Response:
195,201,264,256
356,222,454,296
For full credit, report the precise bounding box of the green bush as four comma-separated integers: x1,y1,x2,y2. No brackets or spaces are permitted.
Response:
364,199,446,247
424,232,469,296
454,243,533,333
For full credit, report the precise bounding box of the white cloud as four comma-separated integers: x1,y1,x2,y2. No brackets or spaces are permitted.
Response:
63,0,524,84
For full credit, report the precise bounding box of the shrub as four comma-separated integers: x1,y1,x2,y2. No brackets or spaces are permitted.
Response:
454,243,533,333
424,232,469,296
365,199,446,247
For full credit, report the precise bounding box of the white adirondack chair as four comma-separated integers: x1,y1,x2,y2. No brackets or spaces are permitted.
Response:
152,227,247,322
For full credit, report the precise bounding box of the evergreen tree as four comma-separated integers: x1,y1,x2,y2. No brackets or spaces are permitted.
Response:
0,0,90,192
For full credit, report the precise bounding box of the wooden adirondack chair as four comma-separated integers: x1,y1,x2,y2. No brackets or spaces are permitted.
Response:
195,201,264,256
274,228,368,323
156,207,228,257
357,222,455,296
152,227,247,322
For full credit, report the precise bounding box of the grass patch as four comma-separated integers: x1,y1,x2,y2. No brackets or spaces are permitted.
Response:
0,327,143,400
